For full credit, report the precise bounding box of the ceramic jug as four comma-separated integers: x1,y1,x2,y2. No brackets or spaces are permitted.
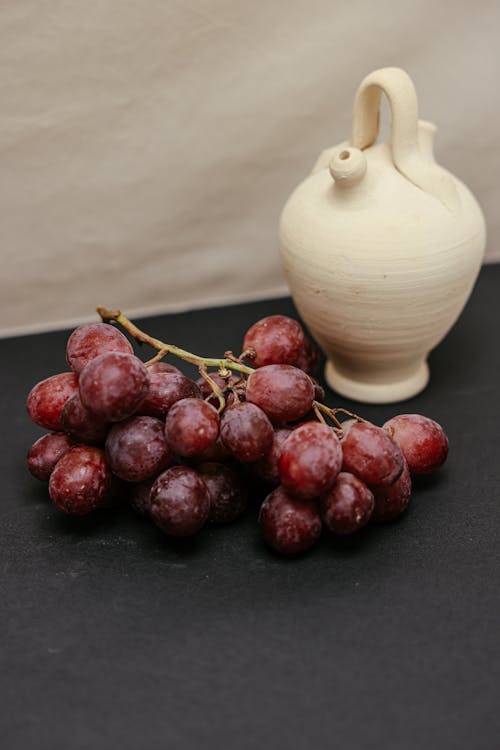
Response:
279,67,486,403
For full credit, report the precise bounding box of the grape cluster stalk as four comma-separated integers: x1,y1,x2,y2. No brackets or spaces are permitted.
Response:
26,310,449,555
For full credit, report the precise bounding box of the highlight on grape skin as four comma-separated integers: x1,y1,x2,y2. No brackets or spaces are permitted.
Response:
25,310,450,554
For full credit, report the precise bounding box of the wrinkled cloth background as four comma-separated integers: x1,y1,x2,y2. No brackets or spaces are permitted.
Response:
1,0,498,336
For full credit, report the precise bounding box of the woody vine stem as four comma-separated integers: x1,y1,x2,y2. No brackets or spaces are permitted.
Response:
97,306,363,430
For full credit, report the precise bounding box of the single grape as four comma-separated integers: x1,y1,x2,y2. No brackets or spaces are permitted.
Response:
320,472,374,534
27,372,79,431
165,398,220,457
253,428,292,485
150,466,210,536
148,361,182,375
27,432,75,481
220,402,274,462
61,393,109,444
246,364,314,424
66,322,133,373
49,446,112,515
278,422,342,499
371,460,412,522
198,462,247,523
383,414,449,475
259,485,322,555
243,315,305,368
79,351,150,421
105,416,172,482
341,420,404,486
293,337,320,375
129,477,156,516
136,371,200,419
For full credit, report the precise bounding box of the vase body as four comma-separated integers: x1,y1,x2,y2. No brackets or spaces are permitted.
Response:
279,67,486,403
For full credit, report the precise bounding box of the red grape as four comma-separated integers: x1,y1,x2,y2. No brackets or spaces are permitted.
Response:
79,352,150,421
198,462,247,523
150,466,210,537
259,486,322,555
383,414,449,475
27,372,79,431
49,446,112,515
105,416,172,482
66,322,133,373
320,472,374,534
246,364,314,424
62,392,109,444
136,371,200,420
220,402,274,462
253,428,292,484
243,315,305,368
341,420,404,486
371,461,412,522
27,432,75,481
278,422,342,499
165,398,220,457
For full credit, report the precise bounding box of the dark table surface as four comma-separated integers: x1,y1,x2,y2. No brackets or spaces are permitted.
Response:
2,265,500,750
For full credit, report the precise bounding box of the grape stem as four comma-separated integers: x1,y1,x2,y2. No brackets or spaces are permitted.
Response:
97,307,254,378
96,306,365,426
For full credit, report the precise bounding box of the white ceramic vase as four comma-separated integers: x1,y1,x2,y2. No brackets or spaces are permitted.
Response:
279,67,486,403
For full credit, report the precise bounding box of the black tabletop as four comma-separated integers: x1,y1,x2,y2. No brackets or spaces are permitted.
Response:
2,265,500,750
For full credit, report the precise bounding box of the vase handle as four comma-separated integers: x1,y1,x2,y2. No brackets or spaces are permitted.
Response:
350,67,459,212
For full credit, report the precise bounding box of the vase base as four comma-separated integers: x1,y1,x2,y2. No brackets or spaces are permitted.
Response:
324,360,429,404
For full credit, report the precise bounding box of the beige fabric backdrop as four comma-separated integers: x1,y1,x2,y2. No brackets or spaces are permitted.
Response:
1,0,499,336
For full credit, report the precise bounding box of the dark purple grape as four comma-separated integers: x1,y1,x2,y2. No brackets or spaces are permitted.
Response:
259,485,322,555
27,372,79,431
278,422,342,499
341,420,404,486
220,402,274,463
165,398,220,457
27,432,75,481
79,352,150,421
320,472,374,534
49,446,112,515
129,478,156,516
148,361,182,375
243,315,305,368
371,460,412,522
105,416,172,482
293,337,319,375
253,428,292,484
61,393,109,443
136,372,200,419
150,466,210,537
383,414,449,475
198,462,247,523
246,364,314,424
66,322,133,373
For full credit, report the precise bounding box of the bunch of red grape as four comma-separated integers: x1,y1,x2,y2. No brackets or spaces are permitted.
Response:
26,313,449,555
